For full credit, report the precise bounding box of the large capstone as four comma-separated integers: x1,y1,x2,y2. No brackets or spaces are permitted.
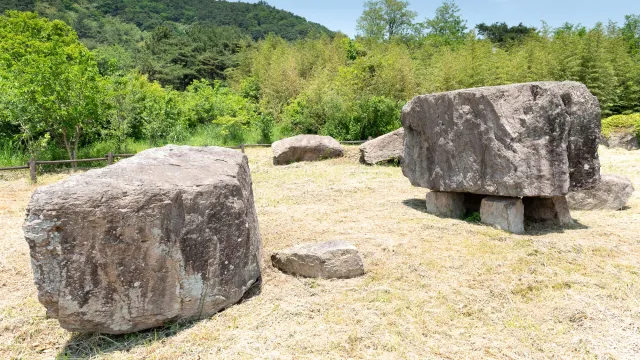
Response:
359,128,405,165
402,82,601,198
23,145,262,334
272,135,343,165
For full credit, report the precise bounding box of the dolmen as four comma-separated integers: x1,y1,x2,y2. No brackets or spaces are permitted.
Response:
272,134,343,165
23,145,262,334
359,128,405,165
402,82,602,234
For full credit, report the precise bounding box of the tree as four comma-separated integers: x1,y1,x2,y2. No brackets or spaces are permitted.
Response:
422,0,467,45
622,14,640,57
476,22,537,46
356,0,417,40
0,11,105,160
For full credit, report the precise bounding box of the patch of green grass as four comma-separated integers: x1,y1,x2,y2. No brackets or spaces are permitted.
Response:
463,211,481,223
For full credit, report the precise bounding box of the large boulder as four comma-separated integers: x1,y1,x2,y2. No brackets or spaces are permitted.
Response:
271,241,364,279
272,135,343,165
567,174,635,210
602,129,639,150
402,82,601,197
359,128,405,165
23,145,262,334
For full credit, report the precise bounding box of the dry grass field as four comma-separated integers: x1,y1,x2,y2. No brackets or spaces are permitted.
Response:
1,146,639,359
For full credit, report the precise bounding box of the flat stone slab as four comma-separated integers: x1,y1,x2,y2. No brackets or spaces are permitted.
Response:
271,241,364,279
567,174,635,210
23,145,262,334
272,135,343,165
402,81,601,197
359,128,404,165
480,197,525,234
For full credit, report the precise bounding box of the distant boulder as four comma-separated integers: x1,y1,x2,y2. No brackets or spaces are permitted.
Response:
601,129,639,150
359,128,404,165
271,241,364,279
272,135,343,165
567,174,635,210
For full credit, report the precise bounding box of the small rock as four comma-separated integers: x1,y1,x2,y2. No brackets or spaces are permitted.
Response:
359,128,404,165
567,174,635,210
602,129,639,150
272,135,343,165
480,197,525,234
271,241,364,279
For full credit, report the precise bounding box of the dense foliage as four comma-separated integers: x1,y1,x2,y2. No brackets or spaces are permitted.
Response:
601,114,640,140
0,0,639,166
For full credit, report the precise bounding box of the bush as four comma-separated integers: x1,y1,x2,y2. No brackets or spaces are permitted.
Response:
601,113,640,139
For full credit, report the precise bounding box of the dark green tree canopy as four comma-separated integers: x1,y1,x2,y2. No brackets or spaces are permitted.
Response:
476,22,537,46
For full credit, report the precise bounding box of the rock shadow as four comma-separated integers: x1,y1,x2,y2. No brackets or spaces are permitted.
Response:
402,198,428,213
525,219,589,236
57,320,197,358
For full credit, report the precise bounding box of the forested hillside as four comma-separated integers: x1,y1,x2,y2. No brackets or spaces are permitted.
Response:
0,0,333,40
0,0,639,167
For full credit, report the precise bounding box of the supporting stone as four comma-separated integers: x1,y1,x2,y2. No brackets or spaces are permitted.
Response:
523,196,573,226
480,197,525,234
425,191,466,218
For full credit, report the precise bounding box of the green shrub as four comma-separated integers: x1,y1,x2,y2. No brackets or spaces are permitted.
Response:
601,113,640,139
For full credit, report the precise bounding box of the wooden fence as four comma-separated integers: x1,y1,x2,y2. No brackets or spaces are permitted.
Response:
0,140,369,183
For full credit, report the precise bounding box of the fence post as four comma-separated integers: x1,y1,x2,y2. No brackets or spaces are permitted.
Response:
240,144,245,153
29,157,37,184
107,152,114,165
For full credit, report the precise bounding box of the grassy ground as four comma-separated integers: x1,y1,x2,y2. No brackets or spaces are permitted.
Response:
1,146,639,359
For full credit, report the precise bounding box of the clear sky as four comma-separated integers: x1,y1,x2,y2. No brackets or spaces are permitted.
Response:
245,0,638,37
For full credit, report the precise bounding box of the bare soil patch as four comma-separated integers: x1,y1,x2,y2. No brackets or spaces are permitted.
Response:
1,146,639,359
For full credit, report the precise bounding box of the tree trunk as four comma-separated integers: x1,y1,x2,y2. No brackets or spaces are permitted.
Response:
73,125,82,169
62,128,73,162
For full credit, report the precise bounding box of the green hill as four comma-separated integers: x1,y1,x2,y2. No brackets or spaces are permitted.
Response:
0,0,333,41
0,0,335,89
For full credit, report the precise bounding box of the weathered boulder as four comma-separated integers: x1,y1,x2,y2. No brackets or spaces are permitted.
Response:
271,241,364,279
23,145,262,334
602,129,639,150
567,174,635,210
402,81,601,197
359,128,405,165
480,197,525,234
426,191,465,218
272,135,343,165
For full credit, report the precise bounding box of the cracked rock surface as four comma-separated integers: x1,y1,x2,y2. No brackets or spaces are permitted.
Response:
23,145,262,334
